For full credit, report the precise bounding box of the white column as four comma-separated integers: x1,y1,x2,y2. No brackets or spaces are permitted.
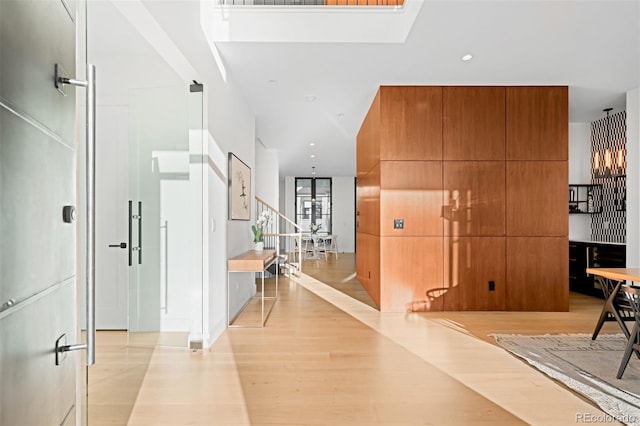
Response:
568,122,591,241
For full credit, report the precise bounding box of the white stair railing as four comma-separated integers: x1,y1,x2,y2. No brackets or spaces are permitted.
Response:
255,196,303,275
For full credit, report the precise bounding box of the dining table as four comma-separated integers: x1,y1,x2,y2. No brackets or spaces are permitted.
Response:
586,267,639,339
586,267,640,379
301,234,335,259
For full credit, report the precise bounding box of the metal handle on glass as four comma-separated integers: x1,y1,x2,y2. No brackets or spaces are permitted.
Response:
130,201,142,265
54,63,96,366
85,64,96,366
128,200,133,266
138,201,142,265
161,220,168,313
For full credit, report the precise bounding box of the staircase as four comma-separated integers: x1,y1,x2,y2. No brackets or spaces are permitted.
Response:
255,196,303,275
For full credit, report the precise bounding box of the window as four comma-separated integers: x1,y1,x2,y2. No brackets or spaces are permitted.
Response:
295,177,331,234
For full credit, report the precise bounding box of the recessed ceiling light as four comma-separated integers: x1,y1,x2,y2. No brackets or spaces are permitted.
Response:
310,154,316,159
305,95,317,102
267,79,278,85
462,54,473,61
336,112,344,117
309,142,315,147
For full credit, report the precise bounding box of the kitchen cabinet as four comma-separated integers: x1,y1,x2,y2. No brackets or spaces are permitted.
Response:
569,240,626,298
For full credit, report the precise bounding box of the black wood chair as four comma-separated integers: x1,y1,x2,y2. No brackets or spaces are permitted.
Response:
591,275,636,340
616,285,640,379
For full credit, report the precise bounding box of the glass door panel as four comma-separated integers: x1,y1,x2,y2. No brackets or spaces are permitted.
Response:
295,177,332,234
128,85,204,348
87,2,204,423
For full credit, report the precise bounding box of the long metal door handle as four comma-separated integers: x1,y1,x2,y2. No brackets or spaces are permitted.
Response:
161,220,168,313
138,201,142,265
128,200,133,266
85,64,97,366
54,63,96,366
108,242,127,249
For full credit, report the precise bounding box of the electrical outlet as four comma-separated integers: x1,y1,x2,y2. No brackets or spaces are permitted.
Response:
489,281,495,291
394,219,404,229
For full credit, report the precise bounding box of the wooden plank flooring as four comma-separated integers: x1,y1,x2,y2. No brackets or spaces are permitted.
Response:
91,254,620,425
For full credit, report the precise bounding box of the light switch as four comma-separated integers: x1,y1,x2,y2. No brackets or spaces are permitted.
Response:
394,219,404,229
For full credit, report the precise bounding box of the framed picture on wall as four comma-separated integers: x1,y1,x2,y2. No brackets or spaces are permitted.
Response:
228,153,251,220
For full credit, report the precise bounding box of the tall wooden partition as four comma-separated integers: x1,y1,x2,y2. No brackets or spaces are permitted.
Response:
356,86,568,312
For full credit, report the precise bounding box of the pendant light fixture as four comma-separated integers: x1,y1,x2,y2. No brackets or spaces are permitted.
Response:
603,107,613,177
593,108,622,178
593,107,622,178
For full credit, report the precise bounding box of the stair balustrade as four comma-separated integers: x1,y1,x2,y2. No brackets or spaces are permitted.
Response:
255,196,303,275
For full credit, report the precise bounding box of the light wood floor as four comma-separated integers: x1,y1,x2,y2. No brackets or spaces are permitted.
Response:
91,254,623,425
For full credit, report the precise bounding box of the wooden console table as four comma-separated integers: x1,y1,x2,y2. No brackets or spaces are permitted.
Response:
227,250,278,327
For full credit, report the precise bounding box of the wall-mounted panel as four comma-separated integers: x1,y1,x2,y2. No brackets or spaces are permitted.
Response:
380,236,443,312
0,109,76,305
356,232,368,290
356,232,380,308
380,161,442,236
442,237,506,311
356,89,380,177
506,161,568,236
443,87,505,160
380,86,442,161
506,237,569,311
356,162,380,236
443,161,505,237
0,0,76,145
357,85,568,313
0,280,76,426
506,86,568,160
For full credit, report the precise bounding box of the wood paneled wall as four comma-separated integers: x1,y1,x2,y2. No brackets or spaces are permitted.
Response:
506,87,568,161
443,86,506,161
380,87,442,161
356,85,568,312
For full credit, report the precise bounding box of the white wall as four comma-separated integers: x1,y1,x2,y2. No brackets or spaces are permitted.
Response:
205,135,228,345
283,176,296,254
284,176,295,222
255,141,280,208
568,122,591,241
199,55,255,343
626,88,639,266
210,86,255,327
331,177,356,252
279,178,286,214
136,0,258,346
282,175,355,253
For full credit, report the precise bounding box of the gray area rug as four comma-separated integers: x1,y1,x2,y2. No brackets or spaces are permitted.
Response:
493,333,640,426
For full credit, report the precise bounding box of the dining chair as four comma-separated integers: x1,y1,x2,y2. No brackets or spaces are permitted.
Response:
301,235,316,259
616,285,640,379
314,235,329,261
325,235,338,259
591,275,636,340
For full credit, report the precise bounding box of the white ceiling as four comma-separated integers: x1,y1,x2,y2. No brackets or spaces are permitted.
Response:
95,0,640,178
212,0,639,177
